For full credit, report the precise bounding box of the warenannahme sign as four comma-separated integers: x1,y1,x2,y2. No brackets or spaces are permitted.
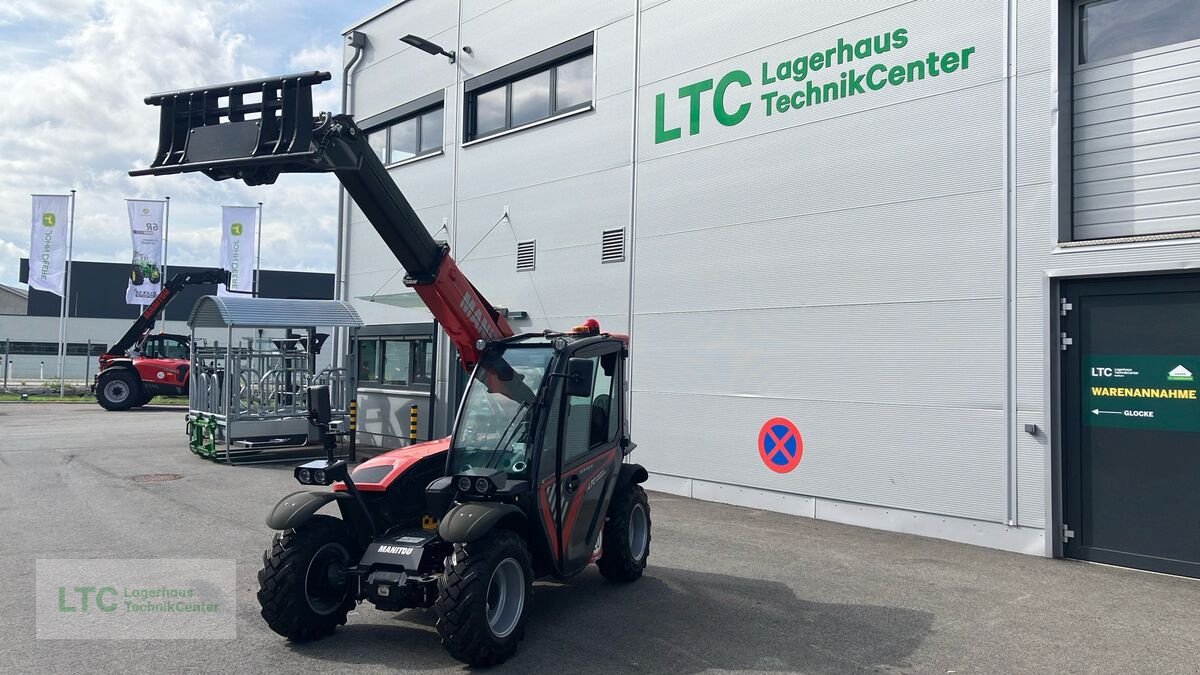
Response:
653,28,978,143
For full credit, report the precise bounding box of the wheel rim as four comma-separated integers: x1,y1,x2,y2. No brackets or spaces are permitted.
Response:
629,503,648,562
103,380,130,404
486,558,525,639
305,542,350,615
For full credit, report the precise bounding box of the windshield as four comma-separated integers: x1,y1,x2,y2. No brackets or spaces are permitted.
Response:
449,346,554,478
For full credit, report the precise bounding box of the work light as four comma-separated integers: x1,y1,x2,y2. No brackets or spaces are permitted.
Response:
294,460,349,486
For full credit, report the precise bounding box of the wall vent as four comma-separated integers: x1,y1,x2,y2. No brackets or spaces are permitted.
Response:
601,228,625,263
516,239,536,271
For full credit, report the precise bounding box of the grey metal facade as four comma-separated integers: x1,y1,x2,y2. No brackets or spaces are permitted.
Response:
341,0,1200,556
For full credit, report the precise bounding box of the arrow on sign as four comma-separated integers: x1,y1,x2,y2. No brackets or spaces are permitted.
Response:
1091,409,1122,415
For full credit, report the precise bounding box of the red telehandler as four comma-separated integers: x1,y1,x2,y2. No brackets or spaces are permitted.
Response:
131,71,649,666
93,269,229,410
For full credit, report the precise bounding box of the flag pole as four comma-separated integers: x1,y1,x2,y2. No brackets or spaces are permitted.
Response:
254,201,263,297
58,189,76,397
161,196,170,330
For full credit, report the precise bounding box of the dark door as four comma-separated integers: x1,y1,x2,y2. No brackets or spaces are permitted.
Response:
1062,274,1200,578
537,345,623,575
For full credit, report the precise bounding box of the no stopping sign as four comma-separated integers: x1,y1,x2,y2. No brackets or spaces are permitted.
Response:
758,417,803,473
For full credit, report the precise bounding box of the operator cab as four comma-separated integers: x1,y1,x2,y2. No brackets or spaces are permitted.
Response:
139,333,190,360
442,320,630,576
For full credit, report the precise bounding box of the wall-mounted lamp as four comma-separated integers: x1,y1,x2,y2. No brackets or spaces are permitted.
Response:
401,34,456,63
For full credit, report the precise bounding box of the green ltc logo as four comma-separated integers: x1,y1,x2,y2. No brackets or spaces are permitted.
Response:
230,222,243,236
41,212,56,227
1168,365,1193,382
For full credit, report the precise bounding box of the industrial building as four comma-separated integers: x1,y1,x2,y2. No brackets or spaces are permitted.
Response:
337,0,1200,577
1,260,333,382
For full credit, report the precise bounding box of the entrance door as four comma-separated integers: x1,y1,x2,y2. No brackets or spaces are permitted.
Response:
1062,274,1200,578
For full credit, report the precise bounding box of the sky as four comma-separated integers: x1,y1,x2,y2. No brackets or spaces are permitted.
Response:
0,0,385,288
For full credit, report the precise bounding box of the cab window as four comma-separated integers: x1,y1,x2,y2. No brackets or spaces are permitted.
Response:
143,336,188,359
540,350,620,474
160,338,189,359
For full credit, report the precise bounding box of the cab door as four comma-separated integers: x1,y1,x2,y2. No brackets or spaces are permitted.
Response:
537,344,623,576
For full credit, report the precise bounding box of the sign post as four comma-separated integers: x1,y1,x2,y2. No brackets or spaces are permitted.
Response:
57,190,77,397
161,196,171,330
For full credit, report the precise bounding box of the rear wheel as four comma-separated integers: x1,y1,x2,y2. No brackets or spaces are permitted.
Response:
257,515,357,641
598,484,650,582
96,370,139,411
435,530,533,666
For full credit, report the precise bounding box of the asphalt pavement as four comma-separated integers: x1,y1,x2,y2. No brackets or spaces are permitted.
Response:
1,403,1198,673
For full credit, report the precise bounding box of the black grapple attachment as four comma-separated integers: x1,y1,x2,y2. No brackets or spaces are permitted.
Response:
130,71,334,186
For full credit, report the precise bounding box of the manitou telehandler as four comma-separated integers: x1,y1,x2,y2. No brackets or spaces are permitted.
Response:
131,72,650,666
93,269,229,410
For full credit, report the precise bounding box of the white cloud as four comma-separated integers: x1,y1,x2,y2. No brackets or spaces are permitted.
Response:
0,0,341,287
0,0,94,27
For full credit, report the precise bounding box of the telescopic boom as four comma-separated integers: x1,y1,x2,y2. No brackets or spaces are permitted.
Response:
105,269,230,357
129,71,513,369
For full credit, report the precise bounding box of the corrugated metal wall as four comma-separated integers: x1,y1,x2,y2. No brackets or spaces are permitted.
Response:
631,0,1013,523
1072,40,1200,240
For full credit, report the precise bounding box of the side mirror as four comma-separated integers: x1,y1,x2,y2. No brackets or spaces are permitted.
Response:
564,358,594,398
307,384,332,425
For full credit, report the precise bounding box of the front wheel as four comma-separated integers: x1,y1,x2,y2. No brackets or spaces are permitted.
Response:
257,515,357,642
597,484,651,582
96,370,139,411
435,530,533,666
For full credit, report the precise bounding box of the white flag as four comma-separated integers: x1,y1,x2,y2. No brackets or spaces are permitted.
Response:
28,194,71,296
126,200,165,305
218,206,256,297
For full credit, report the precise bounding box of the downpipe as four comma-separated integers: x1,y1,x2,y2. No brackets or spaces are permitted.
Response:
333,31,366,367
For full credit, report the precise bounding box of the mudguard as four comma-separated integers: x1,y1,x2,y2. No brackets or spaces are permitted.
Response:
266,490,352,530
616,463,648,491
438,502,524,543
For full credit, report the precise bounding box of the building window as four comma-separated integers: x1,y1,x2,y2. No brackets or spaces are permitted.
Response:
382,340,411,385
359,91,445,165
357,336,433,388
3,341,106,356
1077,0,1200,64
1068,0,1200,241
358,339,379,382
464,34,594,142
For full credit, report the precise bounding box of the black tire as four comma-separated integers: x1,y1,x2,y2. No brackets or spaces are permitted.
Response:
96,370,139,411
597,484,650,582
133,393,154,407
257,515,357,642
435,530,534,666
130,268,144,285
